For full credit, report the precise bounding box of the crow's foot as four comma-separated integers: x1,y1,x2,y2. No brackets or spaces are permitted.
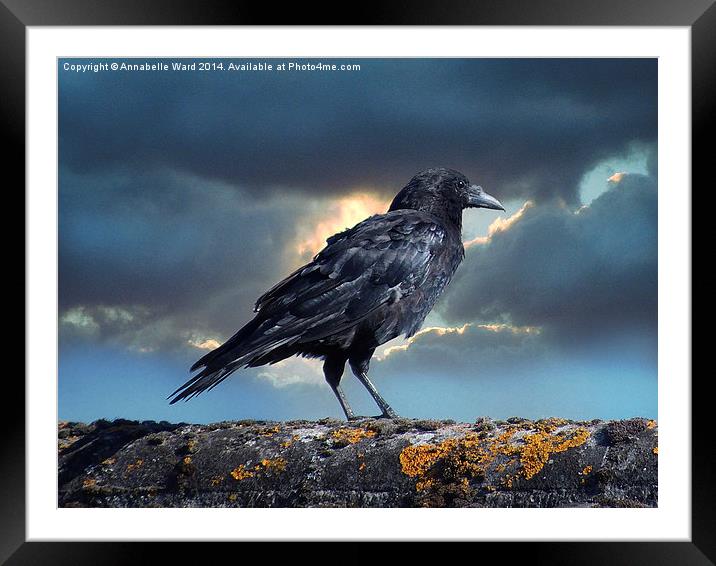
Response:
347,413,400,421
381,407,399,419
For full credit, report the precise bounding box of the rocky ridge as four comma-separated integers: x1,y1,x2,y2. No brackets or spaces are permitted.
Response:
58,416,658,508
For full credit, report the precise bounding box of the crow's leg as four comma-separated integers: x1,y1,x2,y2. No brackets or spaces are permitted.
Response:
331,383,355,421
355,372,398,418
323,354,355,421
349,353,398,419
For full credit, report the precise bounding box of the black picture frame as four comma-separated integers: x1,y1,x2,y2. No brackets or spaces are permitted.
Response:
7,1,708,563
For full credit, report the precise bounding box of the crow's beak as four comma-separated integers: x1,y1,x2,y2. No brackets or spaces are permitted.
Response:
467,185,505,210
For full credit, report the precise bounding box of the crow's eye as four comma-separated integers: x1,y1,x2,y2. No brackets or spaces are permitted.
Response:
456,180,466,190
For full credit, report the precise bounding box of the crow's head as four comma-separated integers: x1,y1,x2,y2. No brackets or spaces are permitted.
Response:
389,167,504,226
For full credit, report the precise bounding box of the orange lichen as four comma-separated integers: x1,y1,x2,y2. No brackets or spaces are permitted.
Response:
399,423,591,498
332,428,377,445
82,478,97,489
230,465,255,481
259,425,281,437
260,458,287,472
281,435,300,449
580,465,593,475
210,475,225,486
125,459,144,474
653,446,659,455
492,429,518,455
231,457,287,480
536,418,570,432
400,432,509,493
101,457,116,466
399,443,449,478
228,493,238,502
357,451,366,472
182,456,192,465
646,420,657,429
400,431,513,485
520,427,590,480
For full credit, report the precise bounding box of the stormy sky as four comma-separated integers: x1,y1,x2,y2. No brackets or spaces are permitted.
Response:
58,58,658,423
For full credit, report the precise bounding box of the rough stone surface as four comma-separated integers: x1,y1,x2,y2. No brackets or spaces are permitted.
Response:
58,417,658,508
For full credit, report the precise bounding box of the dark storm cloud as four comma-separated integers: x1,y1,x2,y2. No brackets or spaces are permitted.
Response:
58,58,658,364
369,173,657,390
377,324,546,378
59,167,309,348
59,58,656,204
441,173,658,343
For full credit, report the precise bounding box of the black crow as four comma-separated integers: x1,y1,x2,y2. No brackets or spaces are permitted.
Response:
169,168,504,419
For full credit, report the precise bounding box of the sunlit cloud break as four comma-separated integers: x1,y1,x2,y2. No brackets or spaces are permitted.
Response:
464,201,534,248
295,192,389,258
378,322,541,360
187,337,222,350
607,171,628,184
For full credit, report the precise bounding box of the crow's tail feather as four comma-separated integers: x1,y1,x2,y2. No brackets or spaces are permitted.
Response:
189,316,264,372
167,366,235,404
168,328,300,404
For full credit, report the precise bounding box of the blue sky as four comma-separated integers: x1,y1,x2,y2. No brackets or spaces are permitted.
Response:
58,58,657,423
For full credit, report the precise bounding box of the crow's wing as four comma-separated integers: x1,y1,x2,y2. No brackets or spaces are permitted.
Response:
170,210,450,402
254,209,447,328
